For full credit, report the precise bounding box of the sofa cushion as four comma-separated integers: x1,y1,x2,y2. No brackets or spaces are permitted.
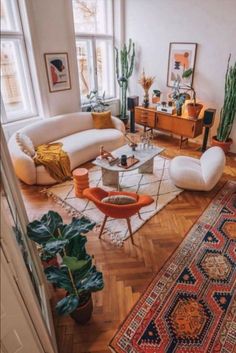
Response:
102,195,136,204
54,128,124,170
92,111,114,129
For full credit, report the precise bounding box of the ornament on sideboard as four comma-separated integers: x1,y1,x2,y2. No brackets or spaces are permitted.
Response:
152,89,161,104
138,70,155,108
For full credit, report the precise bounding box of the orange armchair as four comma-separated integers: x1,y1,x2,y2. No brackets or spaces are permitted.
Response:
83,187,154,244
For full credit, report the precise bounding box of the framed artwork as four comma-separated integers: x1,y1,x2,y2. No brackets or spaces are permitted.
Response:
167,42,197,88
44,52,71,92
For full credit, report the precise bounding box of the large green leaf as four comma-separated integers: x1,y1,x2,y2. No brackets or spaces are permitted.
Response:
76,266,104,293
63,256,89,271
62,217,96,240
41,211,63,235
44,266,73,293
27,221,54,244
44,239,69,255
73,255,92,281
65,234,87,258
55,294,79,316
27,211,64,244
182,68,193,79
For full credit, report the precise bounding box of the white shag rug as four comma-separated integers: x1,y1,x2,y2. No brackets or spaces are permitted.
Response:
43,156,182,245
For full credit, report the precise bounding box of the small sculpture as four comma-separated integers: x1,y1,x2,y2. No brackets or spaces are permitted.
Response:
100,146,116,161
125,134,138,151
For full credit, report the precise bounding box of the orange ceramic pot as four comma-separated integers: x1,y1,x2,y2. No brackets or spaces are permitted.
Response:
211,136,232,154
187,103,203,119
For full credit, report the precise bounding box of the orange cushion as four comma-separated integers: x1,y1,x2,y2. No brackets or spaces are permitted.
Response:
92,111,114,129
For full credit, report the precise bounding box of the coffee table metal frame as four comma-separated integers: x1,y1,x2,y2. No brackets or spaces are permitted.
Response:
92,144,164,190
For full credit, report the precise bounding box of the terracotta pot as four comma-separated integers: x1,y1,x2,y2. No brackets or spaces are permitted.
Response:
186,103,203,119
211,136,233,153
70,294,93,324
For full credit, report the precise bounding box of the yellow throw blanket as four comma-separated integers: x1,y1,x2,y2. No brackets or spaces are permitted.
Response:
34,143,72,182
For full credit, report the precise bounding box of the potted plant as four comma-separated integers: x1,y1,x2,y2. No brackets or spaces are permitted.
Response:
27,211,104,324
182,68,203,119
115,39,135,124
212,55,236,153
170,79,189,116
86,90,109,112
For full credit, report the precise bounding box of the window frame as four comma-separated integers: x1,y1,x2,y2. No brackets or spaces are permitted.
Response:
73,0,116,104
0,0,37,124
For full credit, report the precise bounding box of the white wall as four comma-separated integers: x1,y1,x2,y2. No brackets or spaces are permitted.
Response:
25,0,81,117
125,0,236,152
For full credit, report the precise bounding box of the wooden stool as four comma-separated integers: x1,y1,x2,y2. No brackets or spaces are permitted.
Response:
72,168,89,198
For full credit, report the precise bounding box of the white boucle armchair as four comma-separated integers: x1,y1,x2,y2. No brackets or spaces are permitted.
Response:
8,112,125,185
169,147,226,191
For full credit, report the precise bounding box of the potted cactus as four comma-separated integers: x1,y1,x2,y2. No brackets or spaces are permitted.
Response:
212,55,236,153
27,211,104,324
115,39,135,124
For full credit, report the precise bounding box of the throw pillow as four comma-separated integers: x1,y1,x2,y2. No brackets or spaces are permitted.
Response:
92,111,114,129
102,195,136,205
16,132,35,157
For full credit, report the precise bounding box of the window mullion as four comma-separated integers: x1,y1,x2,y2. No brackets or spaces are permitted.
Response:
92,37,98,91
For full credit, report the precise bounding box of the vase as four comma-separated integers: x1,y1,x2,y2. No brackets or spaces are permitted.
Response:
176,106,182,116
143,90,149,108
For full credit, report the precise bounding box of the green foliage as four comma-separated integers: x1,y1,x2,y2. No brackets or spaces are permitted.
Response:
56,294,79,316
27,211,104,316
115,39,135,120
86,90,109,112
171,68,196,107
217,55,236,142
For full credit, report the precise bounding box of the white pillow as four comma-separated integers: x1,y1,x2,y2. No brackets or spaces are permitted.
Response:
16,132,35,157
102,195,136,205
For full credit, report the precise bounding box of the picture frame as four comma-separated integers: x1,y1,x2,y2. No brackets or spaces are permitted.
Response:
44,52,71,92
167,42,197,88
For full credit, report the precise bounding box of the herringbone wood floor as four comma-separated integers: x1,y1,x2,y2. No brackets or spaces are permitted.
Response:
20,134,236,353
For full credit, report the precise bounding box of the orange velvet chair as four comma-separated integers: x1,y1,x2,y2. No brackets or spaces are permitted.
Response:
83,187,154,244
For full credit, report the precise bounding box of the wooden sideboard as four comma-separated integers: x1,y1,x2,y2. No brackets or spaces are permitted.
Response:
135,106,204,148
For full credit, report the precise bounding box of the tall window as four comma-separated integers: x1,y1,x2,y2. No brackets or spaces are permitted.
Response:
0,0,37,123
72,0,115,103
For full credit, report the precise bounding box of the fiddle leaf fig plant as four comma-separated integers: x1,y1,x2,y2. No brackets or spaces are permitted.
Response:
27,211,104,317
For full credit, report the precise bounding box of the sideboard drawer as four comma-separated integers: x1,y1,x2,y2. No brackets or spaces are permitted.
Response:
135,108,156,128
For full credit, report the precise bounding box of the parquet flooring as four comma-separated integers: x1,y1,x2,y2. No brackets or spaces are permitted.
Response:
20,134,236,353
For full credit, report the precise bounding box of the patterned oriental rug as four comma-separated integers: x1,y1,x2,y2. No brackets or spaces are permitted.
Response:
110,181,236,353
43,156,182,245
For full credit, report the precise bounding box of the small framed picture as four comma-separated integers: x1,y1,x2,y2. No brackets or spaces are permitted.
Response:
167,42,197,87
44,52,71,92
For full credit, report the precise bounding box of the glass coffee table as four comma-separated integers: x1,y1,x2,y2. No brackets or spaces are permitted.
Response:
92,144,164,190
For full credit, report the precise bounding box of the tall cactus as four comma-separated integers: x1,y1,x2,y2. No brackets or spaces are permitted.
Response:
217,55,236,141
115,39,135,121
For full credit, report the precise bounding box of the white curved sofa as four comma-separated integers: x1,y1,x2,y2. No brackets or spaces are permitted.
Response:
169,147,226,191
8,112,125,185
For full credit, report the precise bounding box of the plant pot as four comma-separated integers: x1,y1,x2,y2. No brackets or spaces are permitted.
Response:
187,103,203,119
211,136,233,153
70,294,93,324
41,256,59,269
